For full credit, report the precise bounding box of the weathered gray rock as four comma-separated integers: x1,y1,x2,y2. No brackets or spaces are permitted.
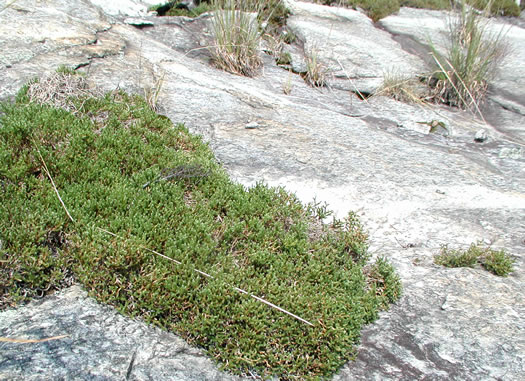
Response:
0,0,524,380
89,0,159,17
284,0,427,94
475,129,488,142
0,286,243,381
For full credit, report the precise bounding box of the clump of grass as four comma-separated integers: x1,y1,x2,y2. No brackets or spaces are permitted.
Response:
303,46,329,87
25,70,98,114
1,74,402,379
143,71,165,112
435,243,514,276
427,0,509,110
209,0,262,76
375,69,424,103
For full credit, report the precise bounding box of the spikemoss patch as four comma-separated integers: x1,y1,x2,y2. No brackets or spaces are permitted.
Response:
434,243,514,277
0,74,401,380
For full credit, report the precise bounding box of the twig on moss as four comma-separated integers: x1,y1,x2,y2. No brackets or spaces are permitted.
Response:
96,227,314,326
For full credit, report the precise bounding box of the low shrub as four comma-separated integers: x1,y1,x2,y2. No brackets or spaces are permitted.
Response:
149,1,211,17
0,73,402,379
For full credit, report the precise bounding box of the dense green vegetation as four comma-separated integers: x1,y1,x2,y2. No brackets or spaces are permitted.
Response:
0,73,401,379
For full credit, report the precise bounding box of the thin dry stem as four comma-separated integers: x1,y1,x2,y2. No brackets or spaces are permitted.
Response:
33,142,76,223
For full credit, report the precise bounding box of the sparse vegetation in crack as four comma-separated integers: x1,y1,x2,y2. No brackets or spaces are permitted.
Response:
375,68,427,103
434,242,515,276
303,45,329,87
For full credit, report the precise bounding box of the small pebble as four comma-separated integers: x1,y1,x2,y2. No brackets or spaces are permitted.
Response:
245,121,259,129
474,129,487,142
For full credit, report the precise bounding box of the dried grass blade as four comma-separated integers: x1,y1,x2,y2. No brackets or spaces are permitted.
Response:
0,335,69,343
33,141,75,223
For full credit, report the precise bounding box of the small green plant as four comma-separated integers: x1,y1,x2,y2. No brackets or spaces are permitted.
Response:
435,243,514,276
435,244,482,268
281,28,297,44
318,0,401,21
428,0,509,111
481,248,515,276
303,46,329,87
276,51,292,65
400,0,450,10
366,257,403,311
209,0,262,76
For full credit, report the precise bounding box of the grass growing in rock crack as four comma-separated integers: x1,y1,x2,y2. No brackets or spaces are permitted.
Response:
434,243,514,276
0,72,402,380
375,69,426,103
208,0,290,76
427,0,509,112
304,45,329,87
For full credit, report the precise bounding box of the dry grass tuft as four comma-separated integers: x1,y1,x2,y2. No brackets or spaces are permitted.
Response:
209,0,262,77
427,0,509,111
375,69,426,103
304,46,329,87
26,69,99,114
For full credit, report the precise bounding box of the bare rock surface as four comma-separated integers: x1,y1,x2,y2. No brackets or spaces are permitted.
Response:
0,286,242,381
284,0,427,94
1,0,524,380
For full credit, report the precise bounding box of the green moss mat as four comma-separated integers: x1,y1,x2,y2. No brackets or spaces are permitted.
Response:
0,75,401,379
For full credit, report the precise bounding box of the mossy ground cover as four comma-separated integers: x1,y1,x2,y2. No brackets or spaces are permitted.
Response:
0,74,401,379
